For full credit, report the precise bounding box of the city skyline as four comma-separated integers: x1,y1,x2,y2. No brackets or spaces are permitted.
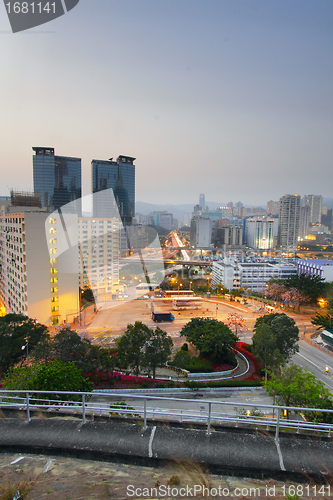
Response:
1,1,333,205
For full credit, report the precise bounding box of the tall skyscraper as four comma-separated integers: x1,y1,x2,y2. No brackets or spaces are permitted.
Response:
199,193,205,210
302,195,323,224
33,147,82,214
92,155,135,225
278,194,301,248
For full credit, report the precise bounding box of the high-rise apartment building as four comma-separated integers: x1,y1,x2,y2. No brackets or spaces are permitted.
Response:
245,217,278,249
278,194,301,248
0,208,78,326
92,156,135,225
78,217,119,298
302,195,323,224
267,200,280,216
33,147,82,214
190,216,212,247
299,205,311,239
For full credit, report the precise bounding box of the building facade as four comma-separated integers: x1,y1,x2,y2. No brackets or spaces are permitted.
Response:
212,259,297,292
190,217,212,247
278,194,301,248
302,195,323,224
296,259,333,282
78,217,120,299
245,217,278,249
92,155,135,225
33,147,82,214
0,209,78,326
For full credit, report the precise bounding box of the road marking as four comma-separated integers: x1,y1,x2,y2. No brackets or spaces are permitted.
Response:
274,439,286,471
296,352,333,372
148,426,156,458
11,457,24,465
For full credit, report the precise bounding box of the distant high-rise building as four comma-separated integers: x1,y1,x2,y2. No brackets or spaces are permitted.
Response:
33,147,82,214
267,200,280,216
278,194,301,248
199,193,205,210
92,155,135,225
245,217,278,249
299,205,311,239
302,195,323,224
190,216,212,247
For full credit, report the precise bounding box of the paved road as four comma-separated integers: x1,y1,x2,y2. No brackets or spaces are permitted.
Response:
292,339,333,391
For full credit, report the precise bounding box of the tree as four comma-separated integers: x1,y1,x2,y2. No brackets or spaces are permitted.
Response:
34,328,90,365
143,327,173,379
253,313,299,366
311,311,333,330
252,324,284,379
116,322,151,378
0,314,48,376
225,313,244,336
3,360,93,401
265,282,286,301
282,273,327,303
265,364,333,422
281,288,309,310
180,318,237,362
34,328,116,374
270,314,299,361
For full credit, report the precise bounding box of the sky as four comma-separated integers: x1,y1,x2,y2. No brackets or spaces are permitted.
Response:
1,0,333,207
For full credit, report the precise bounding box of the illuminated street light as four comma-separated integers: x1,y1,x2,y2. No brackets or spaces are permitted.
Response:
21,340,29,367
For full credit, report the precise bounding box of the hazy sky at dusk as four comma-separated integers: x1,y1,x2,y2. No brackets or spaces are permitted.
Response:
1,0,332,207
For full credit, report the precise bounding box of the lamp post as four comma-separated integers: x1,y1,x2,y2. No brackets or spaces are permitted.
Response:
178,282,183,296
21,340,29,367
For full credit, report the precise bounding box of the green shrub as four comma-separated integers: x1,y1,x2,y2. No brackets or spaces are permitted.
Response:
181,343,188,351
187,357,213,373
169,350,192,370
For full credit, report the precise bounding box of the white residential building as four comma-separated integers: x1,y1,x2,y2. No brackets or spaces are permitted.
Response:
245,217,278,249
78,217,119,297
212,258,297,292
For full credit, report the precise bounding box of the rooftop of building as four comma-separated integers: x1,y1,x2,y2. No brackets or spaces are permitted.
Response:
296,258,333,268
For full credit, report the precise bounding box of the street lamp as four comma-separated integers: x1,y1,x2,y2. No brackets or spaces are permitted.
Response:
21,340,29,367
189,281,192,290
178,282,183,296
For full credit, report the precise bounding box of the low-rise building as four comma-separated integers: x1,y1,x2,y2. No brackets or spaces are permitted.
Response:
212,258,297,292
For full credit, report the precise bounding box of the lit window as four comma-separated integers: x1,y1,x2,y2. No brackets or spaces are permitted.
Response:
49,218,57,224
51,296,58,302
50,268,58,274
51,287,58,293
49,238,57,244
50,277,58,283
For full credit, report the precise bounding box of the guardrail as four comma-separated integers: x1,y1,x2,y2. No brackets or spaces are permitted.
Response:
1,390,333,439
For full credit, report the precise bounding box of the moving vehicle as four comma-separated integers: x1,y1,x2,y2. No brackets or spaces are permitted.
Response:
151,311,175,322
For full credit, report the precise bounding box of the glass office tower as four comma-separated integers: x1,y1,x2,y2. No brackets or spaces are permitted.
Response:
91,155,135,225
33,147,82,214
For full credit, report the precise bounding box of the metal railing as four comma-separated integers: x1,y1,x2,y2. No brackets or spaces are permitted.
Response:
1,390,333,438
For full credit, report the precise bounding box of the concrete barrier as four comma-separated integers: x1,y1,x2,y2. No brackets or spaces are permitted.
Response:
0,418,332,479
